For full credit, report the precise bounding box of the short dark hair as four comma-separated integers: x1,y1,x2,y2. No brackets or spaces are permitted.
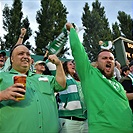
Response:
96,49,113,61
121,65,129,76
129,60,133,67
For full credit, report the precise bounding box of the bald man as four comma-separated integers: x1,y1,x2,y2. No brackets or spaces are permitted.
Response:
0,44,66,133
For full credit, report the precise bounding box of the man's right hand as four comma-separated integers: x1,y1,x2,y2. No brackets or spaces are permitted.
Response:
65,23,74,31
0,83,26,102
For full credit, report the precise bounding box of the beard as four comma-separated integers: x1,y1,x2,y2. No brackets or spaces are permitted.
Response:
98,68,114,79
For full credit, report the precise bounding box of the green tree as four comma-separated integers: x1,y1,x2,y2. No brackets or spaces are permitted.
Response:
112,22,121,40
117,11,133,40
82,0,112,62
35,0,68,55
2,0,32,50
0,37,5,50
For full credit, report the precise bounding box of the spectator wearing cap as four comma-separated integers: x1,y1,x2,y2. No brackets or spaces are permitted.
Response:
34,60,46,74
120,60,133,112
34,60,52,75
0,51,6,72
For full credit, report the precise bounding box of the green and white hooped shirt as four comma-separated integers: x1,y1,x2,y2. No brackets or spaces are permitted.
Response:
128,72,133,85
58,74,87,119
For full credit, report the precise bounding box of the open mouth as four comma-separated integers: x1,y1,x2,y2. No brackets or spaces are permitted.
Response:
0,60,4,62
106,64,111,68
105,64,111,71
22,59,29,62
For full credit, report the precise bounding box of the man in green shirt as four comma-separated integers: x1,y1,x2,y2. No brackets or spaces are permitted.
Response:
65,23,133,133
0,44,66,132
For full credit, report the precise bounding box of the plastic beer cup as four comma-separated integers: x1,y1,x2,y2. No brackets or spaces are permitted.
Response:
14,75,27,100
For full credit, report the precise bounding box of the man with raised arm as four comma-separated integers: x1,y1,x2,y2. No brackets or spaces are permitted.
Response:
0,44,66,133
65,22,133,133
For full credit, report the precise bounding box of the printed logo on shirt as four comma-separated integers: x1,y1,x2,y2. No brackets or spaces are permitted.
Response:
38,77,48,82
108,80,120,91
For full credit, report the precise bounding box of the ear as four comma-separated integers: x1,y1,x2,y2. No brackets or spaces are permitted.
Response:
11,56,13,63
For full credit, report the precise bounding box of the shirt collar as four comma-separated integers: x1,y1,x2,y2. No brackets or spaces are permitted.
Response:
9,68,35,77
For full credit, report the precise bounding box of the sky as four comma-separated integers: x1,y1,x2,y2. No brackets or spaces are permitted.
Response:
0,0,133,55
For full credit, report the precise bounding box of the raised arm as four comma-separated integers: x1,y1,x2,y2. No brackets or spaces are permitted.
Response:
16,28,27,45
66,22,91,81
48,54,66,88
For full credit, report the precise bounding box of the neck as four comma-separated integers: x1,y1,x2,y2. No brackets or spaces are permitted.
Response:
36,70,43,74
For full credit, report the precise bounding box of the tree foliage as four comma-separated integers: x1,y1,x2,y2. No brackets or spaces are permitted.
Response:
112,11,133,40
112,22,121,40
117,11,133,40
2,0,32,50
35,0,68,55
82,0,112,62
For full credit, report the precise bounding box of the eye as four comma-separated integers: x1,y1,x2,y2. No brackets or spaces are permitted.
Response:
102,57,107,59
26,53,31,56
109,57,114,60
18,52,24,55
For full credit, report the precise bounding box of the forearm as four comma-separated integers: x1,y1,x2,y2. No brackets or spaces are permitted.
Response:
69,28,91,79
16,28,26,45
55,61,66,88
16,35,24,45
0,91,3,101
0,91,5,102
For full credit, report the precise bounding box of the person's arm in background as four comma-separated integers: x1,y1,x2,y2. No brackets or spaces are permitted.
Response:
48,54,66,88
43,50,49,61
16,28,27,45
44,50,57,76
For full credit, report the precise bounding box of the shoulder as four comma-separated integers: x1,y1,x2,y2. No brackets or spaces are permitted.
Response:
120,76,131,84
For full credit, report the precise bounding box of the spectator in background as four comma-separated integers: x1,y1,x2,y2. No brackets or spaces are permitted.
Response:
59,60,88,133
120,60,133,112
34,60,51,75
0,51,6,72
0,44,66,132
121,65,130,77
34,60,46,74
115,60,121,73
30,57,34,72
66,22,133,133
114,61,121,81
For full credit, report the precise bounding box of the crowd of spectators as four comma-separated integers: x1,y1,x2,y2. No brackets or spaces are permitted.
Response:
0,25,133,133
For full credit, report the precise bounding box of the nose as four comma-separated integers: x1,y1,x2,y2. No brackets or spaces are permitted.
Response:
23,53,30,60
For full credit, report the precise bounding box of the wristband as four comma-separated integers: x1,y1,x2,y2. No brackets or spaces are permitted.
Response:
19,36,24,38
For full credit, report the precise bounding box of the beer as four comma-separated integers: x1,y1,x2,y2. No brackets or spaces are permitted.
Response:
14,75,27,100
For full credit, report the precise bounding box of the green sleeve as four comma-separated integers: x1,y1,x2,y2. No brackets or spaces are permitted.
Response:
69,28,92,81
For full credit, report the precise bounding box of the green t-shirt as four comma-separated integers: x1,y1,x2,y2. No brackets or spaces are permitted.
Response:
0,69,65,133
69,28,133,133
